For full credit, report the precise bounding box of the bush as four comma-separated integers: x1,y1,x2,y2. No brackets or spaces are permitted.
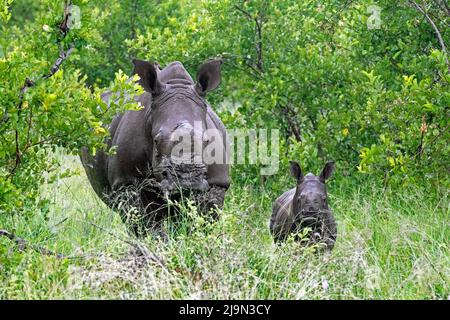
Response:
0,0,143,214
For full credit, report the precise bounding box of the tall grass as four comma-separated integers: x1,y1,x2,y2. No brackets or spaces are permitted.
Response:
0,154,448,299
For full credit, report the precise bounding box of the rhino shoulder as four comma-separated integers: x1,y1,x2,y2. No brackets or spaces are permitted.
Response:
269,188,296,241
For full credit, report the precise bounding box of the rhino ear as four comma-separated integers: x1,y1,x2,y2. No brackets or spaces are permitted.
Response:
290,161,304,183
132,59,163,95
319,161,335,182
195,59,222,96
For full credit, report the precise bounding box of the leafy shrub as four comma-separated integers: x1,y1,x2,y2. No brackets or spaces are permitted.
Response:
0,1,143,214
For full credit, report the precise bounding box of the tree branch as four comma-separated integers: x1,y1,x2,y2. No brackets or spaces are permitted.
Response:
43,46,74,79
255,11,263,72
74,218,167,269
431,0,450,16
7,1,75,177
281,104,302,142
0,229,66,259
234,5,265,72
216,52,263,79
410,0,450,73
234,5,252,20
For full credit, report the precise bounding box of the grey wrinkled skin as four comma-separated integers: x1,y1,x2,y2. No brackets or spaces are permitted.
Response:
80,59,230,237
269,161,337,250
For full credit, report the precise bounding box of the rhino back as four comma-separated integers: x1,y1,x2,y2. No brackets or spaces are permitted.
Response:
269,187,296,241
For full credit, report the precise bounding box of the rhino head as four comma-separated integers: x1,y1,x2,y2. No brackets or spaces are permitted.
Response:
132,59,222,194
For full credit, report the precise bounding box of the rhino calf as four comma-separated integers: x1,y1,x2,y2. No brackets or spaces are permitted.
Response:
269,161,337,250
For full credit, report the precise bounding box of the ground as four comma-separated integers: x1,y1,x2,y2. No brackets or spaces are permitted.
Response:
0,153,448,299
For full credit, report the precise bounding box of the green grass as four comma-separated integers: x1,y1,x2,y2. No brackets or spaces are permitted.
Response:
0,154,448,299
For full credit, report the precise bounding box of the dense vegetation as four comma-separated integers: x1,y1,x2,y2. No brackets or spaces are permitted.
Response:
0,0,448,299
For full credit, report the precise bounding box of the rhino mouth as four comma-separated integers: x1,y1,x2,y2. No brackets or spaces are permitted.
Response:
154,162,209,194
159,177,209,193
301,216,318,223
299,216,319,228
295,210,322,227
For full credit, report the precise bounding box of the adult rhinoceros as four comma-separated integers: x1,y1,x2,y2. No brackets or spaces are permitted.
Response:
81,59,230,236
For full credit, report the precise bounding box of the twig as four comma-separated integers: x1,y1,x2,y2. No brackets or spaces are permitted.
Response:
412,120,449,161
255,14,263,72
427,1,450,27
431,0,450,16
216,52,263,79
9,78,35,176
43,46,74,79
0,229,66,259
7,1,75,177
417,116,426,161
410,0,450,73
234,5,253,20
282,104,302,142
59,0,73,37
445,0,450,15
234,5,265,72
79,219,167,269
0,225,166,266
25,96,34,151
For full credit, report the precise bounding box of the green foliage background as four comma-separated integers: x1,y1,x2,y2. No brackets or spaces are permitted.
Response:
0,0,448,299
2,0,448,206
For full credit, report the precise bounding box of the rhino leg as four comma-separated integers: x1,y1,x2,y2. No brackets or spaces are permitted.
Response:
322,210,337,250
140,189,170,239
108,184,168,238
269,208,295,243
290,211,337,251
194,185,227,221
